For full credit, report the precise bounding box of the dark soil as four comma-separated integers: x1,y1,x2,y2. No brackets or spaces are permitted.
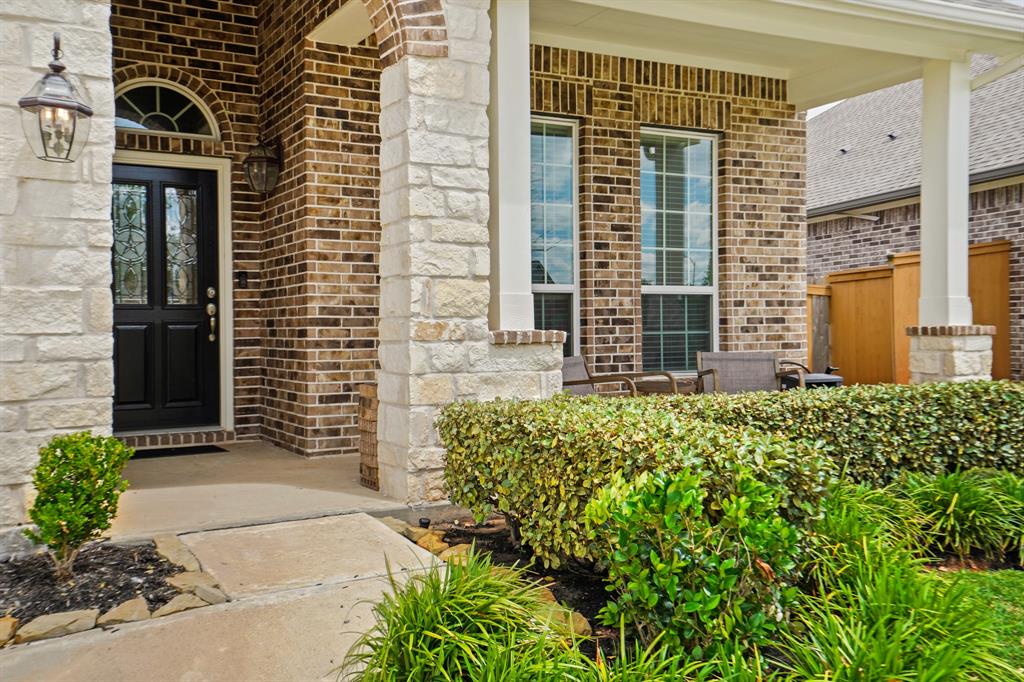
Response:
0,542,180,622
435,516,620,658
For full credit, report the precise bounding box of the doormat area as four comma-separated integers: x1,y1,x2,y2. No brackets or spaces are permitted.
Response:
133,445,228,459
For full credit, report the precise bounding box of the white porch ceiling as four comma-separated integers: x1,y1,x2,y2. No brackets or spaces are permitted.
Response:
530,0,1024,110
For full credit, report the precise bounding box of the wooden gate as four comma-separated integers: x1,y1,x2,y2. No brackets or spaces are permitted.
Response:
810,240,1011,385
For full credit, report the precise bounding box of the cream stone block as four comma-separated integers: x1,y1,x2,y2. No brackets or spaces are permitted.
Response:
465,63,490,105
448,38,490,66
446,190,488,221
430,219,489,245
5,247,111,287
26,399,111,430
469,342,562,373
0,433,49,485
943,350,992,377
1,362,79,401
378,243,411,279
431,166,489,191
0,288,82,334
0,483,29,527
961,335,993,352
424,342,468,373
540,369,564,398
407,58,467,100
378,341,412,375
379,134,410,173
408,407,441,449
377,371,410,405
445,1,481,39
378,402,411,449
408,242,470,278
453,373,480,398
474,372,541,401
470,247,490,277
0,336,28,362
915,336,962,352
0,406,20,432
433,279,489,317
409,374,455,406
379,278,413,318
421,102,488,137
408,131,475,167
378,60,409,108
908,347,941,374
86,287,113,332
84,361,113,399
408,185,447,218
411,320,466,342
407,468,449,504
1,216,86,247
408,446,446,471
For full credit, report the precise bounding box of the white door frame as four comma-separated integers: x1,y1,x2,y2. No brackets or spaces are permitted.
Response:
112,149,236,432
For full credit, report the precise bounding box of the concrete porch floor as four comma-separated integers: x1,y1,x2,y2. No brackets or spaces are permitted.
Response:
109,441,410,540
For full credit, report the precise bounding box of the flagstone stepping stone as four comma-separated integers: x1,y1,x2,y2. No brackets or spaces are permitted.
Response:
98,598,150,626
14,609,98,643
0,616,17,646
193,584,228,605
152,594,207,618
166,571,219,592
376,516,409,535
416,533,449,555
402,525,431,542
154,535,200,572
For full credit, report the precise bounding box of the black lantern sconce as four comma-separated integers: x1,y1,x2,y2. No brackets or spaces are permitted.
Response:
243,136,281,193
18,34,93,163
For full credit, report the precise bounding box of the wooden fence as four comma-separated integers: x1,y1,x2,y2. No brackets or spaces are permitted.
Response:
807,240,1011,385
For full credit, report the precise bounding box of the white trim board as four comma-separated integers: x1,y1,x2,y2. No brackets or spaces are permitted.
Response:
111,149,236,432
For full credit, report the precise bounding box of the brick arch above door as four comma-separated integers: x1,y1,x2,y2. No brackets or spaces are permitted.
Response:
113,65,238,157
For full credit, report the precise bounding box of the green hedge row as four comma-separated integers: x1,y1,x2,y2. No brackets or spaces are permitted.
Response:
438,395,833,567
438,381,1023,566
657,380,1024,484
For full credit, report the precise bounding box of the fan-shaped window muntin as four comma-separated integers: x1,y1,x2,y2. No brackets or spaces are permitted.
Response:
115,82,218,139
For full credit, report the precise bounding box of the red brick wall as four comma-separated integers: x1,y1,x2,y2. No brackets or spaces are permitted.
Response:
530,45,806,374
808,181,1024,379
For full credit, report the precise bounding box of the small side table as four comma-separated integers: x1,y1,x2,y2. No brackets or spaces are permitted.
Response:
781,373,844,390
634,376,701,395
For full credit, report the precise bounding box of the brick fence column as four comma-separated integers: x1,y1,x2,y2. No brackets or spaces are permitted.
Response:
0,0,115,555
375,0,562,503
907,325,996,383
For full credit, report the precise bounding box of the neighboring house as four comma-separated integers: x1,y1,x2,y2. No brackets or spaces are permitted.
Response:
807,54,1024,379
1,0,1022,551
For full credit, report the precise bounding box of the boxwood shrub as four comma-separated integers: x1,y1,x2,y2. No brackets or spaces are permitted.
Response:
658,380,1024,484
438,394,833,567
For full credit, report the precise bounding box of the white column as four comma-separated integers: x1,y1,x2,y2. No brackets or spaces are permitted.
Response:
488,0,534,330
918,59,972,326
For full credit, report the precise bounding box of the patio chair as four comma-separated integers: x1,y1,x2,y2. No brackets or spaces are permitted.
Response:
695,352,806,394
561,356,686,396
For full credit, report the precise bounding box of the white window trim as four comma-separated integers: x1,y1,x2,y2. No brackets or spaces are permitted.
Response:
115,78,222,142
531,115,581,357
639,126,720,371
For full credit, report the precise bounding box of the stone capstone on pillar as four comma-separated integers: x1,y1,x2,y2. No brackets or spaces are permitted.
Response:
906,325,996,383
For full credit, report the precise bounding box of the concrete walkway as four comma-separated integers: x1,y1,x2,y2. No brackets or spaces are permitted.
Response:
1,514,438,682
110,443,406,540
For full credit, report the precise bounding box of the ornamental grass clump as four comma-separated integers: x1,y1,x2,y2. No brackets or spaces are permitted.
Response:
23,431,133,581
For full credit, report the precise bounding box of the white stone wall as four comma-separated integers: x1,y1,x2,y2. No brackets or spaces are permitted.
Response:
0,1,115,554
375,0,562,504
909,333,994,383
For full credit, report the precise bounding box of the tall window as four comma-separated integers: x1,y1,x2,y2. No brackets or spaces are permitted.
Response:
640,129,716,372
531,119,578,357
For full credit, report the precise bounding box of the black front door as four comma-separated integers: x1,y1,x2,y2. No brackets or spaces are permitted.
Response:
111,164,219,431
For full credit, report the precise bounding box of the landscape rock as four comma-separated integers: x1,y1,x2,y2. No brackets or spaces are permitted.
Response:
0,616,17,646
167,571,219,592
416,533,449,555
438,543,472,562
402,526,431,542
537,587,557,603
152,594,207,618
193,584,228,605
570,611,592,637
14,609,98,643
154,535,200,572
98,598,150,626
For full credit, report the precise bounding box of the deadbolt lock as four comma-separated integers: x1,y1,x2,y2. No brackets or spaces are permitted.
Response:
207,286,216,299
206,303,217,316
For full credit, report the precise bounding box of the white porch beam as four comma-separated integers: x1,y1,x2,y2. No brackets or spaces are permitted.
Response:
488,0,534,330
918,59,972,327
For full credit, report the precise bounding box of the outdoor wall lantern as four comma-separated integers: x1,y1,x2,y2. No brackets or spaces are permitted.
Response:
18,34,93,163
243,137,281,193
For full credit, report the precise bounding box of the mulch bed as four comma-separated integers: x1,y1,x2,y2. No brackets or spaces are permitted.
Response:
434,517,619,658
0,542,180,623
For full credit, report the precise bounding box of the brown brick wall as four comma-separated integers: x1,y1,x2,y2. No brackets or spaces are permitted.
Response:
808,181,1024,379
530,46,806,374
257,0,381,455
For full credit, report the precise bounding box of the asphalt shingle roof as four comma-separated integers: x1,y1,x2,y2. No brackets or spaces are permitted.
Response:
807,55,1024,213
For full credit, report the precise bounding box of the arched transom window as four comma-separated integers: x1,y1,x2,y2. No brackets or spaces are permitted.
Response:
115,81,218,139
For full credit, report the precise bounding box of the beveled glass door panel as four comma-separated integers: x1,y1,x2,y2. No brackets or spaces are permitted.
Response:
112,183,149,305
164,187,199,305
111,165,219,431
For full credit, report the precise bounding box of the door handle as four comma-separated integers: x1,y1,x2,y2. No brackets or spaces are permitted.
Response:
206,303,217,342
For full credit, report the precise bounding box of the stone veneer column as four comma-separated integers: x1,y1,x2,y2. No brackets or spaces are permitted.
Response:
0,1,115,555
375,0,563,504
907,325,996,383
